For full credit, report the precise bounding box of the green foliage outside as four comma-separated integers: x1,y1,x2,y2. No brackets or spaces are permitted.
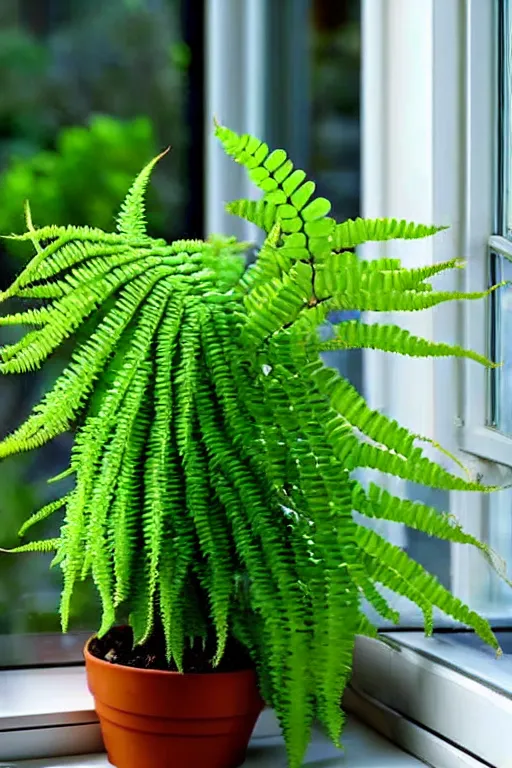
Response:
0,115,162,260
0,124,509,767
0,0,188,634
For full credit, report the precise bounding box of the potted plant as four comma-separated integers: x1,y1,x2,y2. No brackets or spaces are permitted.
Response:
0,123,509,768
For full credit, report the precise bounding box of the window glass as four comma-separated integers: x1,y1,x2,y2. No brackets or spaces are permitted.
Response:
490,253,512,434
500,0,512,238
491,0,512,432
0,0,200,661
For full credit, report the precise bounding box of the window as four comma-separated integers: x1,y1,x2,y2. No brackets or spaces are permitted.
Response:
348,1,512,764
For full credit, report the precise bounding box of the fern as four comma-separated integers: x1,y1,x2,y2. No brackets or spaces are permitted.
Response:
318,319,497,367
0,127,509,768
332,216,448,250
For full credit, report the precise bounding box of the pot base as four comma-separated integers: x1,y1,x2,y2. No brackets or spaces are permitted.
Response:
100,711,255,768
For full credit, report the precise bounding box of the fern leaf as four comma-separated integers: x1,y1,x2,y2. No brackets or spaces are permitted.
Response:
356,527,499,650
319,320,496,367
112,378,153,608
242,261,313,347
350,567,400,624
58,285,173,633
215,123,333,260
116,147,170,238
226,199,278,233
141,299,183,642
320,283,502,314
315,255,464,298
362,553,434,635
18,496,69,538
15,283,67,300
309,361,420,457
88,360,154,637
174,304,201,457
332,217,447,251
0,539,61,554
2,268,139,373
353,481,511,585
184,426,233,664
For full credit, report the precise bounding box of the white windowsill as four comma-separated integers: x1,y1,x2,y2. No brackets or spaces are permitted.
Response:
351,633,512,767
7,717,426,768
3,633,507,767
0,661,425,766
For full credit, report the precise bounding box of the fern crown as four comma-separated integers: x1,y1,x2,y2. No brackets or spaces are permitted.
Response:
0,122,507,768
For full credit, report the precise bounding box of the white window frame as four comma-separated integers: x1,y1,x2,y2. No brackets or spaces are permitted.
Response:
458,0,512,469
357,2,512,764
362,0,512,616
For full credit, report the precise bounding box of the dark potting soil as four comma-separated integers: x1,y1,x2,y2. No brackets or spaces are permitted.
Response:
89,625,254,673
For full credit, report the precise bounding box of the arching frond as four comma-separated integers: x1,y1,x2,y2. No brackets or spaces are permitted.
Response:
332,216,448,251
18,496,69,538
319,320,496,367
116,147,170,238
215,122,333,260
356,527,499,650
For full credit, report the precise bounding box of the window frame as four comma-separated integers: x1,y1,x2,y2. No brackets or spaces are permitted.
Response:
362,0,512,618
457,0,512,468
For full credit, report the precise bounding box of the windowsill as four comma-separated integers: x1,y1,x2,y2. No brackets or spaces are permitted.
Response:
4,633,511,766
8,716,426,767
0,661,425,766
351,632,512,767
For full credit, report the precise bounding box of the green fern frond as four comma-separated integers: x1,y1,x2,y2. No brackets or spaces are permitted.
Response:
363,554,434,635
350,567,400,624
215,123,333,260
318,320,496,367
235,222,289,296
226,199,278,233
319,283,502,314
314,254,464,298
242,261,313,347
332,217,448,251
18,496,69,538
356,527,500,651
353,482,511,586
0,538,61,554
116,147,170,238
141,299,183,643
0,271,174,459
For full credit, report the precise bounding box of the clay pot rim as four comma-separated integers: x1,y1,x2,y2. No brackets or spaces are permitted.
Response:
83,634,259,680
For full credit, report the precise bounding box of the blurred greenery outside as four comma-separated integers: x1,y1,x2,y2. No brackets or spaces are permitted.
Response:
0,0,191,634
0,0,361,636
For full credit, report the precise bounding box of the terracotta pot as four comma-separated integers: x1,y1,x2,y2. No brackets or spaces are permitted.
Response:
84,637,264,768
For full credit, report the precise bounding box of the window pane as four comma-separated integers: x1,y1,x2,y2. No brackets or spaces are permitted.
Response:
491,0,512,431
490,252,512,433
0,0,201,661
500,0,512,237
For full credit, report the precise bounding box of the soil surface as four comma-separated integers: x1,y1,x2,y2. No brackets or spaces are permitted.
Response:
88,625,254,673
